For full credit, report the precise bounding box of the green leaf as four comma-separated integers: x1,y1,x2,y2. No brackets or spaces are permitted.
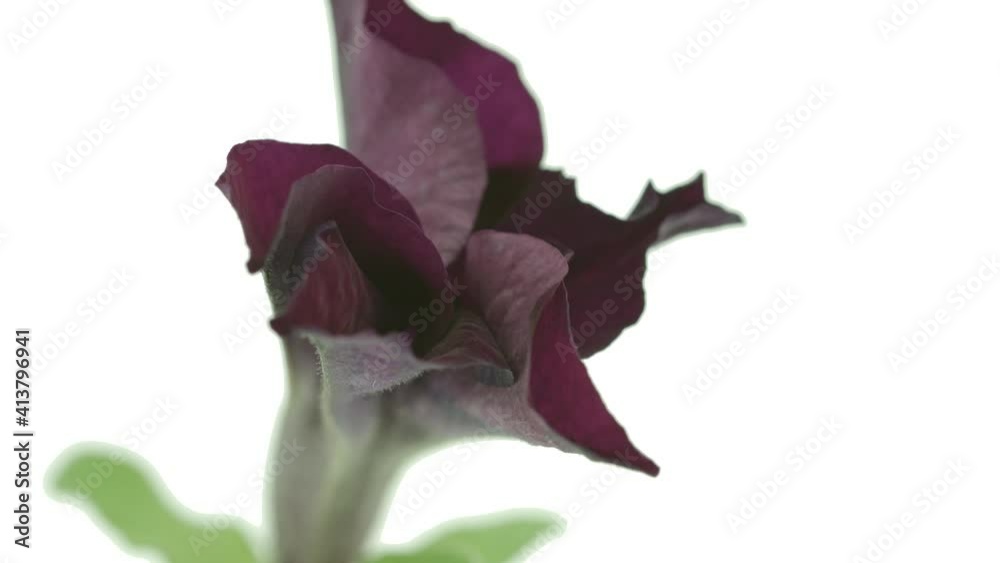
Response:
368,510,563,563
46,442,261,563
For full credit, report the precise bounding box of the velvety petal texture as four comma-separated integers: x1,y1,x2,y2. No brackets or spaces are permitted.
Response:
219,141,448,327
330,0,543,262
268,224,377,337
351,0,544,167
217,141,510,391
391,232,658,475
217,141,359,273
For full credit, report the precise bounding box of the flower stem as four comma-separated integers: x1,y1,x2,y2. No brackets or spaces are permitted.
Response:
270,338,418,563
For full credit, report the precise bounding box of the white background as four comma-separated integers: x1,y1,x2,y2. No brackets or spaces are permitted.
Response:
3,0,999,561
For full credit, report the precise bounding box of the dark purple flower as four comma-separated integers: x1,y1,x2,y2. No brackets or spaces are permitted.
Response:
216,3,739,558
219,0,739,476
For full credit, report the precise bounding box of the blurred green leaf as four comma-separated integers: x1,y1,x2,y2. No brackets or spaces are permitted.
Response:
46,443,260,563
368,510,563,563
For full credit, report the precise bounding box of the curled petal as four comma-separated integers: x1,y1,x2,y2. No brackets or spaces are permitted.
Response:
264,161,450,336
426,308,514,387
217,141,358,272
268,225,377,336
460,230,570,379
217,141,452,337
479,169,742,357
393,231,658,475
218,141,514,392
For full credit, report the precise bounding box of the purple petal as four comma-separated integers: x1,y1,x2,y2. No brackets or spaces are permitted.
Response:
357,0,544,168
216,141,358,272
529,284,660,476
217,141,452,337
460,230,570,379
394,231,658,475
329,0,543,261
268,225,378,336
218,141,515,392
425,308,514,387
480,169,742,357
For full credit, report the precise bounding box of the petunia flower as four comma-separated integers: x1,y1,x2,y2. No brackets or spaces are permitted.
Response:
215,0,741,561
